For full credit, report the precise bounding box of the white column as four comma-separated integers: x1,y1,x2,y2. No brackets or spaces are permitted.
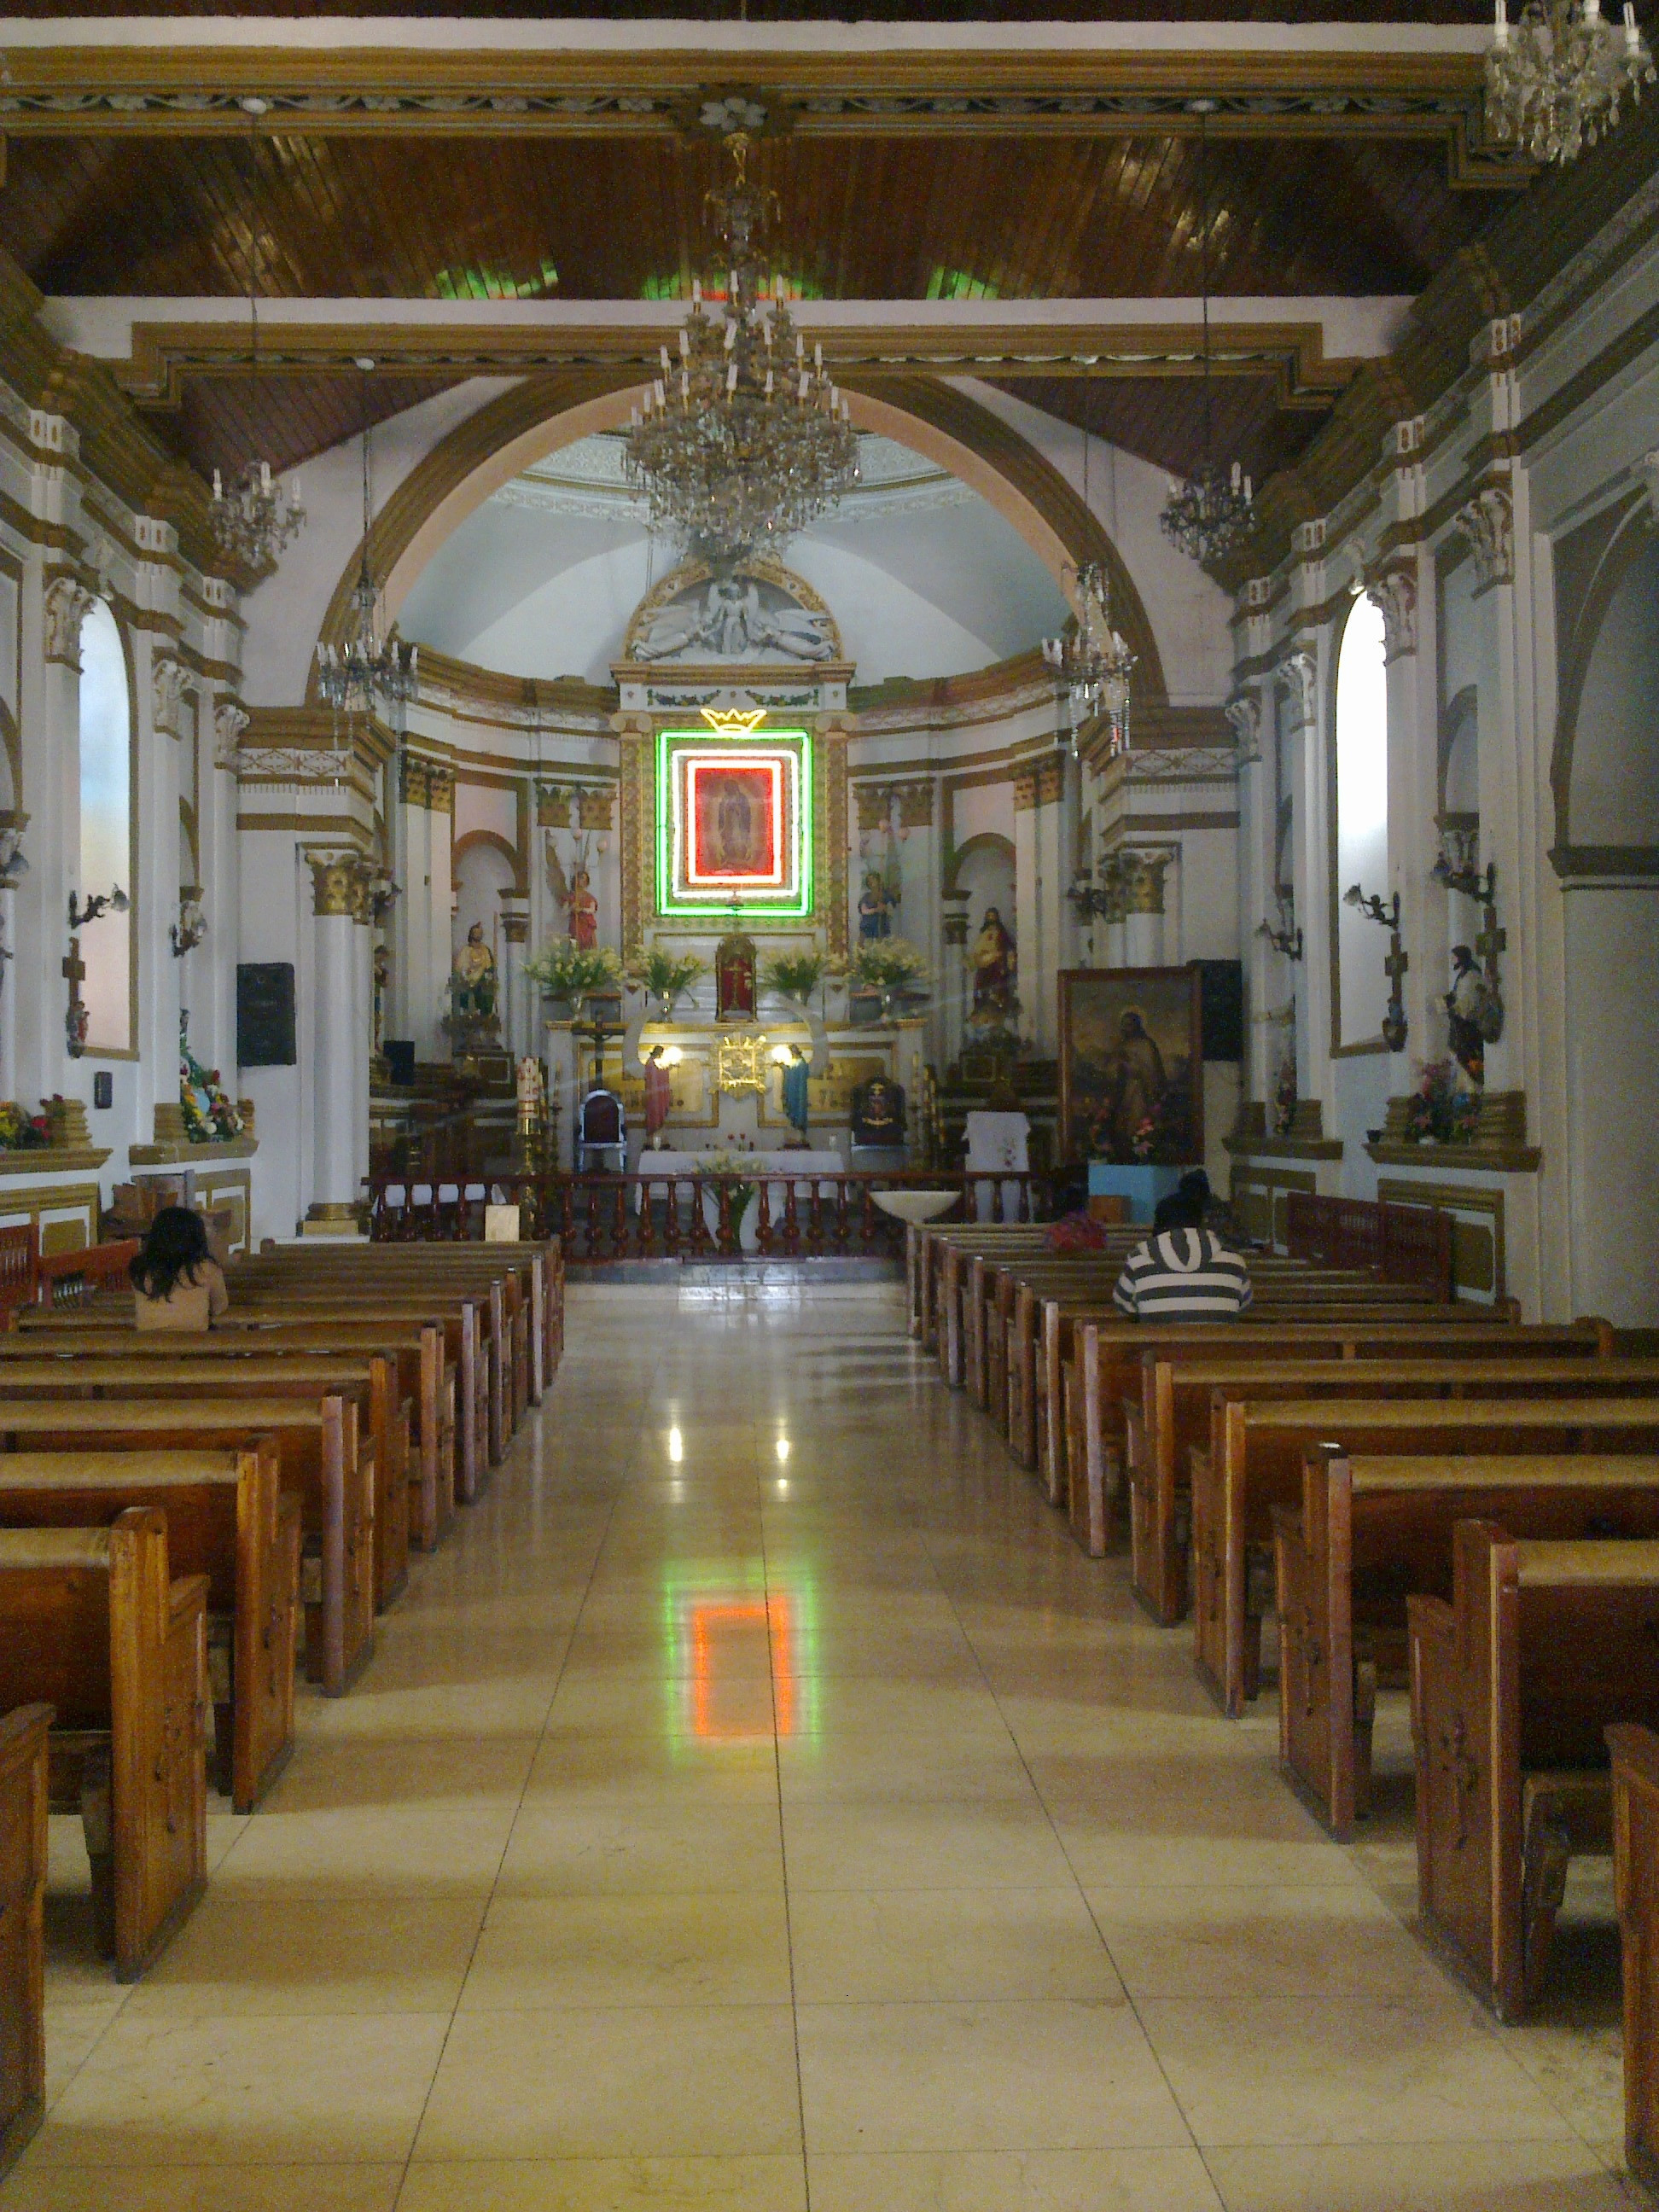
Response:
940,899,969,1068
133,633,183,1149
0,876,18,1101
305,854,364,1235
545,1019,579,1171
1371,562,1433,1076
1234,689,1278,1103
499,904,529,1062
18,576,90,1104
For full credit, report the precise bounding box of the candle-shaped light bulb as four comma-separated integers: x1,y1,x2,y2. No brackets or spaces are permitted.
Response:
260,459,271,492
680,370,689,400
691,276,701,306
1244,474,1253,504
679,327,690,358
1231,460,1241,492
725,318,737,352
1626,2,1641,49
1493,0,1509,45
813,342,824,370
727,360,738,393
654,379,665,406
796,331,805,361
799,370,810,399
212,468,224,499
660,344,671,373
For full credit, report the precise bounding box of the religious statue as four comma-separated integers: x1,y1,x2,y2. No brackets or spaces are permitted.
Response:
858,870,897,942
971,906,1016,1017
781,1043,812,1144
715,934,757,1023
1445,942,1501,1089
643,1043,674,1146
544,836,600,950
371,942,391,1074
451,923,498,1022
633,574,834,663
1096,1007,1168,1160
851,1074,906,1150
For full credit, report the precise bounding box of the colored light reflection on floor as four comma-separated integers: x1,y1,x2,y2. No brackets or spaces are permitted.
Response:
659,1569,817,1743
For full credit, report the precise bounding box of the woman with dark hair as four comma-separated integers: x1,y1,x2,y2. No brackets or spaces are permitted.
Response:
129,1204,229,1332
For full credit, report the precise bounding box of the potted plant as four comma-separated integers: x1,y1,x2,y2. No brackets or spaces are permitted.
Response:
626,946,707,1020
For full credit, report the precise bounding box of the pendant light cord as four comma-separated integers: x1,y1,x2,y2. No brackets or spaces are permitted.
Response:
1198,104,1214,474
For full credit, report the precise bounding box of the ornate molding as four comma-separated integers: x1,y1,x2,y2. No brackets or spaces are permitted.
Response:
502,912,531,946
1450,485,1515,589
1273,649,1318,732
309,855,362,920
1365,567,1418,662
1223,690,1262,763
150,653,186,738
43,576,94,667
1120,852,1169,916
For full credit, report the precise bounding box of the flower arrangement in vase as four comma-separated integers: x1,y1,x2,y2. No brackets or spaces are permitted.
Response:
525,940,624,1018
850,938,929,1016
761,949,829,1006
1401,1058,1481,1145
626,946,707,1018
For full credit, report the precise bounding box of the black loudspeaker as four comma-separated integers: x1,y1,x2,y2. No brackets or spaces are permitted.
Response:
384,1040,416,1086
236,962,297,1068
1194,960,1243,1062
92,1072,113,1109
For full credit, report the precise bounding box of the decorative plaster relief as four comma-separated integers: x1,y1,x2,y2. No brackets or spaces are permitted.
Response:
1274,649,1318,731
43,576,94,667
1365,568,1418,662
150,655,186,738
1451,486,1516,590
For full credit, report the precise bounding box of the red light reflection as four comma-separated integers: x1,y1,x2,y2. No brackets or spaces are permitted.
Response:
688,1598,795,1739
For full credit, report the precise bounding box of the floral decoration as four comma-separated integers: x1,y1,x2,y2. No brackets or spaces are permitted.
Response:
180,1033,244,1142
1401,1058,1481,1145
0,1101,55,1152
524,941,625,1002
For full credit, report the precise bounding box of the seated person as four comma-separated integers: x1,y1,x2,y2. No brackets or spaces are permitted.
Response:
1114,1185,1253,1319
1173,1166,1249,1246
130,1204,229,1332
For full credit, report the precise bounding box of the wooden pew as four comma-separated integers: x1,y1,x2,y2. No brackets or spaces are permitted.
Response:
1409,1521,1659,2019
0,1400,372,1697
0,1449,298,1813
1609,1722,1659,2192
1128,1342,1639,1617
0,1511,207,1979
1275,1446,1659,1837
2,1322,454,1559
1069,1316,1610,1566
0,1353,410,1613
0,1703,49,2174
1193,1396,1659,1716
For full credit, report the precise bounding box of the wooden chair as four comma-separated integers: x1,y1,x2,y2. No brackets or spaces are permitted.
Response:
1276,1448,1659,1836
1608,1722,1659,2192
1409,1521,1659,2018
0,1448,298,1812
0,1511,207,1978
0,1704,49,2174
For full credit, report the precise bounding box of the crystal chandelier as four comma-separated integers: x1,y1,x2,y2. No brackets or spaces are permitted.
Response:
623,131,859,568
315,360,418,734
1044,562,1137,757
209,97,306,571
1160,102,1257,567
1487,0,1655,164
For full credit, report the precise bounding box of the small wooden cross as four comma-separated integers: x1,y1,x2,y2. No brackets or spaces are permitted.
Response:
1383,935,1410,988
1475,913,1507,970
61,935,86,1002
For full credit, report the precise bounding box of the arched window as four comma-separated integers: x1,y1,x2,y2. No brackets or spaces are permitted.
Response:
78,598,132,1054
1333,591,1389,1048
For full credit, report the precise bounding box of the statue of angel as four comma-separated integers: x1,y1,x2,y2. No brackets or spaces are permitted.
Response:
544,834,599,951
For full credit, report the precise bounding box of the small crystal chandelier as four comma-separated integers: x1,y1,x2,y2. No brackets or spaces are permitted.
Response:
315,360,419,735
209,97,306,571
623,131,859,568
1043,387,1136,757
1487,0,1655,164
1161,102,1257,567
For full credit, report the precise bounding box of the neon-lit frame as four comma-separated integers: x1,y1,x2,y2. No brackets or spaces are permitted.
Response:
655,724,815,921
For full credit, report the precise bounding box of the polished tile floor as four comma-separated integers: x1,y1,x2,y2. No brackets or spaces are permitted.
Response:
4,1282,1637,2209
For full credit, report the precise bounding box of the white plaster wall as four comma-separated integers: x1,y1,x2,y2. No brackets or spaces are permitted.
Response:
1563,885,1659,1326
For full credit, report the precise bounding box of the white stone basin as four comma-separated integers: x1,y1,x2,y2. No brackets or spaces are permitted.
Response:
871,1189,960,1225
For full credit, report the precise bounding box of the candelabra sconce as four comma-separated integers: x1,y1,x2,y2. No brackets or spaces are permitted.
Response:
1344,882,1410,1052
367,870,402,928
68,885,128,931
1256,885,1304,961
171,888,207,958
1065,853,1129,926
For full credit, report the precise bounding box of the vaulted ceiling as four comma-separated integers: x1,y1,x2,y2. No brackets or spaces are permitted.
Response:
0,7,1581,493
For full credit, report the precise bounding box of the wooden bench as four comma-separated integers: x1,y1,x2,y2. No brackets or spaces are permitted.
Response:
0,1400,373,1697
1129,1346,1643,1619
1068,1317,1610,1568
1194,1396,1659,1716
0,1511,207,1978
0,1354,410,1613
3,1323,454,1559
0,1703,49,2174
1410,1521,1659,2019
1609,1721,1659,2192
1276,1447,1659,1837
0,1448,298,1812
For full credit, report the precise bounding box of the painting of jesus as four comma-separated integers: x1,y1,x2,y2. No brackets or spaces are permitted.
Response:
693,765,777,881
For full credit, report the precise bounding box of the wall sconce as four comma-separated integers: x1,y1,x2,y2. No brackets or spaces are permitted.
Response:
1344,882,1409,1052
367,870,402,926
68,885,128,930
171,888,207,958
1065,853,1129,924
1256,883,1303,960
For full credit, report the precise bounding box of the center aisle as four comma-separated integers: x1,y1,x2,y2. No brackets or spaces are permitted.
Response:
12,1281,1627,2210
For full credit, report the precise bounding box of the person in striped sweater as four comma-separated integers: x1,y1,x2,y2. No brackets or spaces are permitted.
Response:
1112,1185,1254,1319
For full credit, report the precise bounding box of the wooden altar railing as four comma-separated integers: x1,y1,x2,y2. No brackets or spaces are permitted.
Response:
364,1168,1055,1260
1284,1191,1452,1301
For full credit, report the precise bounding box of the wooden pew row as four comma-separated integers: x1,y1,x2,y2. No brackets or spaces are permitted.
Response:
0,1449,297,1813
0,1511,207,1979
1410,1522,1659,2019
0,1703,49,2174
1192,1396,1659,1716
27,1291,489,1511
1609,1722,1659,2192
1126,1341,1636,1616
1274,1445,1659,1837
0,1355,410,1613
3,1324,456,1558
0,1400,373,1697
1068,1318,1610,1567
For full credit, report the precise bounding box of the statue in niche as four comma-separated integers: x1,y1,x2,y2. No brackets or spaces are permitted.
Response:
970,906,1016,1017
851,1074,906,1150
633,575,834,663
544,835,600,950
1445,943,1501,1090
450,923,498,1022
715,934,757,1023
858,870,897,942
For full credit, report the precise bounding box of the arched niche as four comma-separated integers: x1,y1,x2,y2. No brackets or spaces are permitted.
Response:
1330,590,1390,1053
1557,516,1659,1325
309,372,1167,711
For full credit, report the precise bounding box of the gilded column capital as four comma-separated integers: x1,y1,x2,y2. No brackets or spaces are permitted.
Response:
941,911,969,947
399,756,431,809
1121,853,1169,916
1033,755,1066,808
502,913,530,945
309,855,360,919
427,765,456,815
1012,766,1039,812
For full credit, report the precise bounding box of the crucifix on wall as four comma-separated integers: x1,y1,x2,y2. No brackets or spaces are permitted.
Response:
63,936,89,1057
